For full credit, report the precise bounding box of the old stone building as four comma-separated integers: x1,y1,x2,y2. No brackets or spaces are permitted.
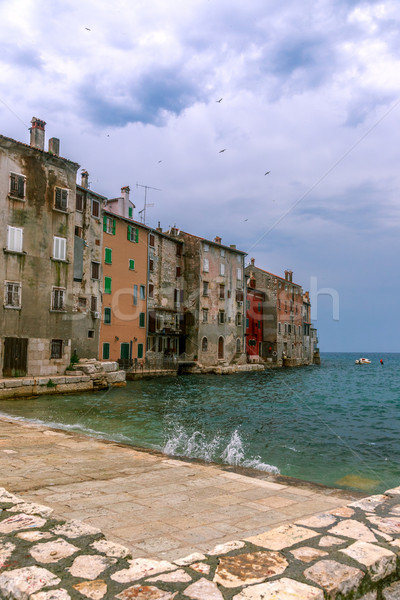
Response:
245,260,317,366
0,118,79,376
245,271,265,361
175,231,247,367
72,170,105,359
99,192,150,364
146,226,185,357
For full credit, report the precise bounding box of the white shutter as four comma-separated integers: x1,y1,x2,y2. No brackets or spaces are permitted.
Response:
220,263,225,276
7,226,23,252
203,258,209,272
53,236,66,260
237,267,242,280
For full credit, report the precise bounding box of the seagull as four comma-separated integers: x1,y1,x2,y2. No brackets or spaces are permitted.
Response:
158,160,162,163
216,98,223,103
264,171,270,175
219,149,226,153
244,218,248,221
85,27,91,30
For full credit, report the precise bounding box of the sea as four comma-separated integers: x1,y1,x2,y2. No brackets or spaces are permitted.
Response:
0,352,399,494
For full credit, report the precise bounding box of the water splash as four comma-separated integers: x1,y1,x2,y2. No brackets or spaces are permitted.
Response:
163,426,279,474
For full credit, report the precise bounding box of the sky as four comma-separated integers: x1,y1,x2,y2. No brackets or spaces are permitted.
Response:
1,0,399,352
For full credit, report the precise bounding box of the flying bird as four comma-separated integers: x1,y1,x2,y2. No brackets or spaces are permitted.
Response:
85,27,91,30
219,149,226,153
216,98,223,103
264,171,270,175
244,219,248,222
158,160,162,163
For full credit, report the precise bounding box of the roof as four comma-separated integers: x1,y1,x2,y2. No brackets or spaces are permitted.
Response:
76,184,107,200
246,264,302,288
178,230,247,255
150,228,184,243
103,208,151,230
0,134,80,168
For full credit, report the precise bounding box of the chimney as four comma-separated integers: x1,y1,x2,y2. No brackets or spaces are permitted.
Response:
250,257,255,266
249,272,256,289
121,186,131,219
214,236,221,244
285,270,293,282
30,117,46,150
230,244,236,249
81,170,89,189
48,137,59,156
156,221,162,233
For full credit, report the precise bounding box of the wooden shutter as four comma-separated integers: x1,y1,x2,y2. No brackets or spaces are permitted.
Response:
112,219,116,235
105,248,112,263
17,175,25,198
103,216,108,232
135,228,139,243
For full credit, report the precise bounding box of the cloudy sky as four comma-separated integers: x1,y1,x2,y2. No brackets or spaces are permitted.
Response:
1,0,399,352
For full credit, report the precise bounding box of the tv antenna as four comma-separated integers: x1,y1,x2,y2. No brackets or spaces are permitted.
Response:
136,183,161,225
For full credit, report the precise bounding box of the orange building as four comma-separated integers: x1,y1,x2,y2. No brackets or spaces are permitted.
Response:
99,204,149,365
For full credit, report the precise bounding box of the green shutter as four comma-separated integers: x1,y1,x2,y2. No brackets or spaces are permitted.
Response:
129,207,133,218
103,216,107,232
127,225,131,240
112,219,116,235
104,308,111,324
105,248,112,264
135,228,139,243
129,259,135,270
103,343,110,359
138,343,143,359
104,277,112,294
139,312,145,327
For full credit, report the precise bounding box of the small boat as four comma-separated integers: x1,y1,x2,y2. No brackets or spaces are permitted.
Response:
355,358,371,364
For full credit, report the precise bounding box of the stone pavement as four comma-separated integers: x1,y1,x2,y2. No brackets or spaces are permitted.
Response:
0,417,360,562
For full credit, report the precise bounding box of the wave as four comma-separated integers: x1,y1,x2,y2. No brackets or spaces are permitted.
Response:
162,427,279,474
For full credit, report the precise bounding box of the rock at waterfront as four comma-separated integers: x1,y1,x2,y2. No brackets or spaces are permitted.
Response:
30,538,79,563
232,577,324,599
69,555,117,579
73,579,108,599
246,524,319,550
340,540,397,582
184,578,224,600
304,559,364,597
0,513,46,534
214,551,288,588
290,547,328,563
0,566,60,599
112,558,177,583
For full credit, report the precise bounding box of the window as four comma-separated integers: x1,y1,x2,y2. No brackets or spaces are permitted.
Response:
53,236,66,261
91,295,97,312
104,307,111,324
103,216,115,235
103,343,110,360
104,277,112,294
149,259,154,271
220,248,225,257
176,244,182,256
278,322,281,333
236,313,242,326
88,329,95,339
7,226,23,252
176,266,181,277
10,173,25,199
203,281,209,296
220,263,225,276
174,288,180,306
236,289,244,302
203,258,209,272
76,193,84,212
246,318,249,328
203,243,209,252
92,199,100,218
140,285,145,300
55,187,68,211
202,309,208,323
149,234,155,247
139,312,145,327
51,288,65,311
128,206,133,218
219,284,225,299
78,297,87,309
219,310,225,324
127,225,139,242
236,338,241,353
202,337,208,352
91,262,100,279
138,343,144,359
246,300,250,310
4,282,21,308
237,268,242,280
75,226,83,237
236,254,241,264
149,284,154,298
104,247,112,264
129,259,135,270
50,339,63,359
133,285,138,305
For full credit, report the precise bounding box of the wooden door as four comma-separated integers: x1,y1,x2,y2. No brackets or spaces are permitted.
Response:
3,338,28,377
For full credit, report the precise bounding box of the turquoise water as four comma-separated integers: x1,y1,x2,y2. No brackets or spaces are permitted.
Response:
0,353,399,493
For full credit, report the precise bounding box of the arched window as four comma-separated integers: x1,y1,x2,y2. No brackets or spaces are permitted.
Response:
201,337,208,352
218,336,224,359
236,338,241,353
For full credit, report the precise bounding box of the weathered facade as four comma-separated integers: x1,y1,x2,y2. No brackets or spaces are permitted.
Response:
146,227,184,358
0,118,79,376
98,196,149,365
176,231,247,367
245,271,265,360
245,260,318,366
72,171,105,359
